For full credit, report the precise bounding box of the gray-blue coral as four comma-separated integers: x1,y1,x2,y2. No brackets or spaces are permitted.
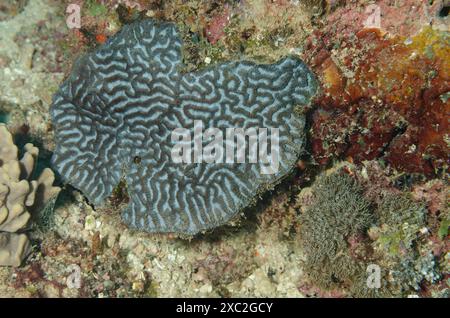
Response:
50,19,317,234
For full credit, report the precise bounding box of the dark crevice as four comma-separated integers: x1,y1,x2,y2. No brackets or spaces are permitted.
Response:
0,110,8,123
438,5,449,18
378,121,408,160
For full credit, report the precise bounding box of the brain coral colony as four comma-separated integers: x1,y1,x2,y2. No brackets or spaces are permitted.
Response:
50,19,317,235
0,125,60,267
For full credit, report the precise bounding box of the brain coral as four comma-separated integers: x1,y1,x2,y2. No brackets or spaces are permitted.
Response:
51,19,317,234
0,124,60,266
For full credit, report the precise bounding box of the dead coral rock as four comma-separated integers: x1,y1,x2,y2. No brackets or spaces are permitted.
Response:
412,180,448,216
0,124,60,267
205,5,230,44
306,26,449,176
323,0,446,39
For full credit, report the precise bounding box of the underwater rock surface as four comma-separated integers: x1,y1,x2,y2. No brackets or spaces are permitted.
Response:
51,19,317,234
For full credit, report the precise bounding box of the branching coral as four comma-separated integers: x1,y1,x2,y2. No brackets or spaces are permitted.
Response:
0,124,60,267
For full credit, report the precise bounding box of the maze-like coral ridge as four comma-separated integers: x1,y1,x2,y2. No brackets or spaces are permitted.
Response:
51,19,317,234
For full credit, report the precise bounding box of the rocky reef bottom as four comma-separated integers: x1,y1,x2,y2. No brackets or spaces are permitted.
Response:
0,0,448,298
0,159,447,298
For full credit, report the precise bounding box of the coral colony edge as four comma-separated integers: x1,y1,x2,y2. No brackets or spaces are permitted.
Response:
50,19,318,235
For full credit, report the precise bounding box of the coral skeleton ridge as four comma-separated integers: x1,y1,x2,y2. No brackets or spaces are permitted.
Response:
0,124,60,267
51,19,318,234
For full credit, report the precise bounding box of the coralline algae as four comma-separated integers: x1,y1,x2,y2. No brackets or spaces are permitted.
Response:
51,19,317,234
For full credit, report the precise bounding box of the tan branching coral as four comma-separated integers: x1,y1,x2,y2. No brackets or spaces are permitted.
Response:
0,124,60,267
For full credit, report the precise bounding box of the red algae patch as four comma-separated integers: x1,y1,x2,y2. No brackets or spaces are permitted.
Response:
306,26,449,176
